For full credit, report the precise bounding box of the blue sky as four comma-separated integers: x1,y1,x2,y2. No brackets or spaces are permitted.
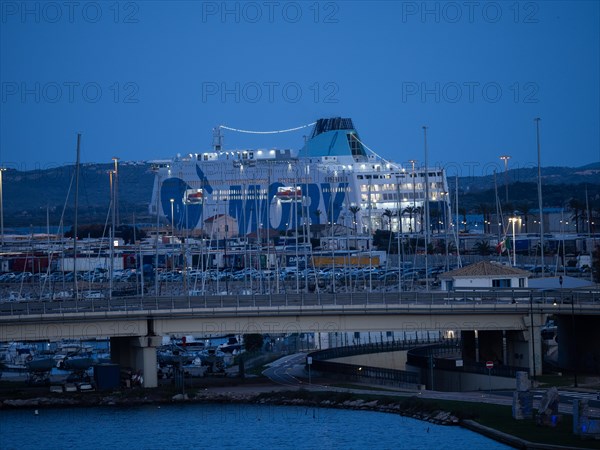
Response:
1,1,599,177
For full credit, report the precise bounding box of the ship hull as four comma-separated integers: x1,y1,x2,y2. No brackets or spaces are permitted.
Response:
150,118,449,236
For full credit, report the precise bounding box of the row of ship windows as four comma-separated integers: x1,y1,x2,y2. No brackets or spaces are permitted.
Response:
359,182,445,192
361,194,422,202
357,171,443,180
396,172,444,178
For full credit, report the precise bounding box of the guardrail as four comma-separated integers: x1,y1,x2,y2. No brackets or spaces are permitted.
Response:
310,338,441,361
0,289,598,317
406,342,529,378
308,341,425,388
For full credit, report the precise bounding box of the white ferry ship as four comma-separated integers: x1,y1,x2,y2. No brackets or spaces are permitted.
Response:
149,118,450,236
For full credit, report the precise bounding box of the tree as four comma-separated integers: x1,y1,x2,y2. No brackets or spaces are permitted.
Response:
476,203,492,234
430,208,441,234
349,205,361,235
243,334,264,352
403,206,417,233
373,229,393,252
458,207,468,233
568,198,585,233
314,209,322,225
65,223,105,239
116,225,147,244
382,209,393,231
473,239,493,256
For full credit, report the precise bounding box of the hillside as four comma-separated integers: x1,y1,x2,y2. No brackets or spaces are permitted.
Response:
1,162,598,229
2,163,154,229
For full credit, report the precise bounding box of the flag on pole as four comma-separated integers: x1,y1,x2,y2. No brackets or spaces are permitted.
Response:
496,236,512,254
496,239,505,254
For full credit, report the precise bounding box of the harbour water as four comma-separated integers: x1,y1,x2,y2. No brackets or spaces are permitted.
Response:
0,403,510,449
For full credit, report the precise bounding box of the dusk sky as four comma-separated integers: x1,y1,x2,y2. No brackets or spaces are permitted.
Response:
1,1,599,177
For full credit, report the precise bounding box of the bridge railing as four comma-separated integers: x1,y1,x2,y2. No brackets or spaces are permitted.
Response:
406,342,529,379
310,338,443,361
0,287,598,316
307,341,425,388
309,359,420,388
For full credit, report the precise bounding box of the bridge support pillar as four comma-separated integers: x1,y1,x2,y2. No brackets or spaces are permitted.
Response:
556,315,600,375
502,330,507,366
524,313,544,378
110,335,162,388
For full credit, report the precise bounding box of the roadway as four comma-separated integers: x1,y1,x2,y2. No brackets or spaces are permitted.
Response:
1,289,598,318
260,354,600,417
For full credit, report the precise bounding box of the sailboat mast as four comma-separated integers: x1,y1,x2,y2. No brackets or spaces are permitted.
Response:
454,174,461,268
109,169,115,300
535,118,545,277
73,133,81,299
585,185,593,282
494,171,501,241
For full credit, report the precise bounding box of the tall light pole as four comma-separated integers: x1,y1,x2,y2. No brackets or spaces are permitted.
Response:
0,167,6,248
510,216,517,266
499,155,510,204
112,157,119,226
408,159,417,233
535,118,545,277
422,126,430,291
170,198,175,273
571,295,578,387
109,170,115,300
170,198,175,239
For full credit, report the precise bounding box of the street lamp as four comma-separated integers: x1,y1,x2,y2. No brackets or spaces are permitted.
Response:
408,159,417,234
509,215,517,266
0,167,6,248
170,198,175,238
499,155,510,204
109,170,116,300
170,198,175,274
112,157,119,226
571,295,578,387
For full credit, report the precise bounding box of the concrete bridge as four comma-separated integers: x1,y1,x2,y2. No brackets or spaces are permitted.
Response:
1,289,598,388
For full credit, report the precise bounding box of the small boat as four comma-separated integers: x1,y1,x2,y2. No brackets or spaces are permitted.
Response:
157,345,197,367
275,186,302,202
185,189,204,204
63,355,95,371
27,356,56,372
217,336,242,354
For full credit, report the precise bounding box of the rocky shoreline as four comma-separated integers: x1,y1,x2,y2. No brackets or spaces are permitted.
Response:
0,388,460,426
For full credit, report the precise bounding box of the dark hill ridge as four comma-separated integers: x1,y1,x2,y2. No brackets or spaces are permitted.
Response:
0,162,598,228
448,163,600,193
2,162,154,228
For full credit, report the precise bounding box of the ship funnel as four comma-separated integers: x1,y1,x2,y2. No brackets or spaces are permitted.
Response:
310,117,355,138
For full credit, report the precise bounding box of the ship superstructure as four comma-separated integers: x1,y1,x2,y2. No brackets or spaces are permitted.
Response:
149,118,450,236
